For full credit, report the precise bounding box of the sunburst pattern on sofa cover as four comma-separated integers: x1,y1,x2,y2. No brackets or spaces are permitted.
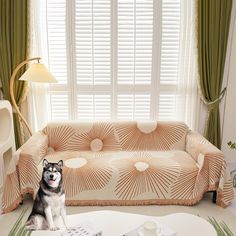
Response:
1,121,234,213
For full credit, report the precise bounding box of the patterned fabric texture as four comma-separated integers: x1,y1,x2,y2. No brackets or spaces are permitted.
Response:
1,121,234,213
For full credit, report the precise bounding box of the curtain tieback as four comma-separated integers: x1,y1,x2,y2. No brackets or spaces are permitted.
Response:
201,87,227,111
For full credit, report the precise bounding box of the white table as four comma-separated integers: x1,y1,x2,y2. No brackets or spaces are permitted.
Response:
32,210,217,236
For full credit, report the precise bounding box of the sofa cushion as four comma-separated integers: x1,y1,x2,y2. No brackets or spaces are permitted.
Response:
114,121,188,151
41,150,198,201
43,121,189,152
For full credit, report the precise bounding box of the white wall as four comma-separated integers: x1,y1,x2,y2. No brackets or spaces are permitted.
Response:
222,8,236,164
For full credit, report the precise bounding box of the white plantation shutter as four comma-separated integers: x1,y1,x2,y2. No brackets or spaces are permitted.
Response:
117,0,153,119
50,92,69,120
75,0,111,85
74,0,112,120
158,93,177,120
117,94,151,120
158,0,180,120
42,0,197,125
117,0,153,85
47,0,70,121
47,0,67,85
77,94,111,120
160,0,180,85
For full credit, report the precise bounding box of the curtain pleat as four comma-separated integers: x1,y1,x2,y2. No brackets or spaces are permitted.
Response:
0,0,29,148
197,0,233,148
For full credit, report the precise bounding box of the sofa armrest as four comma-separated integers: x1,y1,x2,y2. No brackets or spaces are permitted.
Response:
186,131,234,207
19,131,48,165
186,131,221,161
2,132,48,213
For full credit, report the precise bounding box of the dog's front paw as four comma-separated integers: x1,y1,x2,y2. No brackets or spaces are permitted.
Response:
25,225,36,231
50,226,60,231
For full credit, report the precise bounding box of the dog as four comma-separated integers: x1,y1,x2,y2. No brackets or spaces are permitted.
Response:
25,159,67,231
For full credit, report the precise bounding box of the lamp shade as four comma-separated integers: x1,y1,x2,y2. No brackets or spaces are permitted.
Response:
19,63,57,83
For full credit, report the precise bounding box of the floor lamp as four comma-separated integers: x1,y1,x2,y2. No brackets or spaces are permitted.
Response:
10,57,57,136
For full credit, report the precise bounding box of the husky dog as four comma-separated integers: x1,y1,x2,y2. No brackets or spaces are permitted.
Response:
25,159,67,231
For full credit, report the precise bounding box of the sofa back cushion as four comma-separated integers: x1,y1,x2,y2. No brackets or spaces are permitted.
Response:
43,121,188,152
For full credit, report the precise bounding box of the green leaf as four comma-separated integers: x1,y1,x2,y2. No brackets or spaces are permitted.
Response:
220,221,234,236
8,208,32,236
228,141,236,150
208,217,235,236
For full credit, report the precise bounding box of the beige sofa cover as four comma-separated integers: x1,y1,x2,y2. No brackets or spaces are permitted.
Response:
2,121,234,213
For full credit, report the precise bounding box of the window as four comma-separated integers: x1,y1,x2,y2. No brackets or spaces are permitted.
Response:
37,0,197,125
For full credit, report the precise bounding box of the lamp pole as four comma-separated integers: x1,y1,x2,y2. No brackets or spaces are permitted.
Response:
10,57,41,136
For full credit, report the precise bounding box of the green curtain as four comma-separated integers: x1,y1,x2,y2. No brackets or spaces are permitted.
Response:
197,0,233,148
0,0,29,148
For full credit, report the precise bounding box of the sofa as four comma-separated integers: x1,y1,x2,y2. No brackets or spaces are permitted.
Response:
2,121,234,213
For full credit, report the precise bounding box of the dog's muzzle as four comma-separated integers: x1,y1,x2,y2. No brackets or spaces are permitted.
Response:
48,174,56,185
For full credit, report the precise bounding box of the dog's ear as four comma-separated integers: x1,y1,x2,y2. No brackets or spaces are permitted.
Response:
58,160,63,168
43,159,49,168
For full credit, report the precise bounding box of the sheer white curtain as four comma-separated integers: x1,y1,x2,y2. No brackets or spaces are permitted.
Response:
28,0,51,131
177,0,200,130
